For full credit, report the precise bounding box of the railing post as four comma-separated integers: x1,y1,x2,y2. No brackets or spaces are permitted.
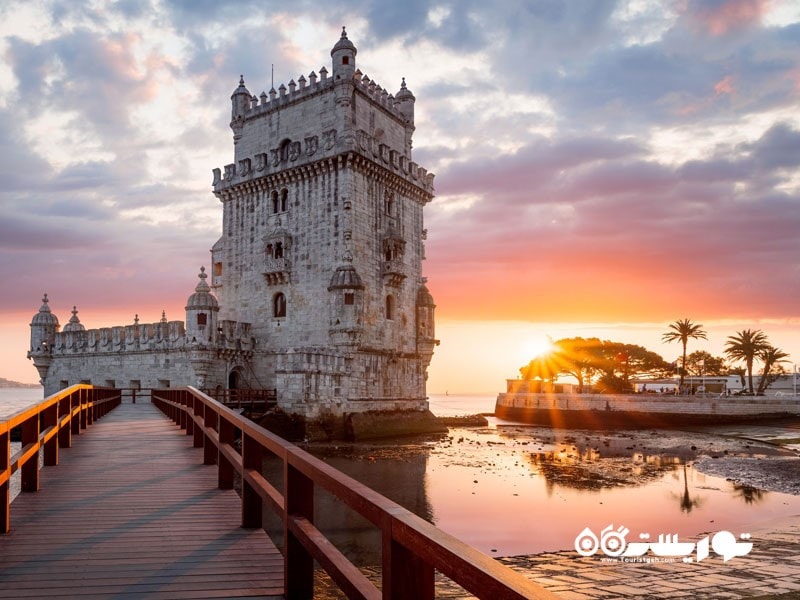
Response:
386,538,435,600
21,415,39,493
180,392,189,432
43,401,58,467
241,433,263,529
58,395,72,448
193,397,204,448
204,407,218,466
218,418,234,490
86,388,94,427
71,390,81,437
1,428,9,533
285,459,314,600
80,388,88,431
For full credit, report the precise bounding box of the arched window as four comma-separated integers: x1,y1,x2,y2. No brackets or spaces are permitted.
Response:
342,56,350,65
266,243,274,258
385,294,395,320
275,241,283,258
271,190,279,213
273,293,287,318
280,188,288,212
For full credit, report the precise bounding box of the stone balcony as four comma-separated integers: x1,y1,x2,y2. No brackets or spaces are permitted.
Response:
381,259,406,287
264,257,290,285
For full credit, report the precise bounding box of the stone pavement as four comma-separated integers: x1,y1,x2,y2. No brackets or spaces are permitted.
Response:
432,519,800,599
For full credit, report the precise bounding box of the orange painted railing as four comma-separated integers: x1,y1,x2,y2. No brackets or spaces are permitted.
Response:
152,387,555,600
0,385,121,533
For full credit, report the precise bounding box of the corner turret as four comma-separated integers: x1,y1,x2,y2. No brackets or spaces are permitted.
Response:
331,26,357,81
28,293,60,384
395,77,415,125
230,75,251,144
416,281,438,363
395,77,416,156
185,267,219,346
62,306,85,332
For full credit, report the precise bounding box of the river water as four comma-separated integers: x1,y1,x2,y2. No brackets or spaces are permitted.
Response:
4,388,799,560
300,397,800,560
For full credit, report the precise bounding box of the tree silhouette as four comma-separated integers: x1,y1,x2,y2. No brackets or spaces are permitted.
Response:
725,329,769,394
756,345,789,394
662,319,707,391
685,351,727,377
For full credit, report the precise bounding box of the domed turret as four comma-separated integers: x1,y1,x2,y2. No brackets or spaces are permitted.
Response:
231,75,251,118
416,284,435,308
62,306,85,332
395,77,415,125
185,267,219,345
28,293,59,384
331,26,357,81
29,293,59,353
230,75,251,144
416,282,437,343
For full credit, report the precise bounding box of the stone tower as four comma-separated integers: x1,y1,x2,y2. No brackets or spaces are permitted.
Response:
210,28,438,417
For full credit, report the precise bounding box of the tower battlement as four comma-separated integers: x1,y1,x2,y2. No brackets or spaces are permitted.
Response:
29,29,438,420
214,27,433,196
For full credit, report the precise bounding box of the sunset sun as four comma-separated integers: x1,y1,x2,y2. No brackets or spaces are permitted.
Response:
524,336,554,359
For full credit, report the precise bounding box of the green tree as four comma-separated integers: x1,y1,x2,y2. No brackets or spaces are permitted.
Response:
756,345,789,394
662,319,707,390
685,351,727,377
594,342,672,393
549,337,602,392
724,329,769,394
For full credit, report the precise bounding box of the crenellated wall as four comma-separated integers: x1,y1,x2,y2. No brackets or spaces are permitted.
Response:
51,320,186,354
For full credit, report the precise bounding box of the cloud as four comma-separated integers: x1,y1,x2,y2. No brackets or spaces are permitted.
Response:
684,0,769,36
0,0,797,336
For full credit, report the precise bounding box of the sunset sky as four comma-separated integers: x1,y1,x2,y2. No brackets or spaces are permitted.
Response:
1,0,799,393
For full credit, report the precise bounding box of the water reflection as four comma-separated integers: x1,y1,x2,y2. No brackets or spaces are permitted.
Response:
294,425,800,559
732,483,766,505
672,463,705,513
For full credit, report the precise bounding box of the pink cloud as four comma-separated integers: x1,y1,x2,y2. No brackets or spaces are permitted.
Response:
688,0,770,36
714,74,736,95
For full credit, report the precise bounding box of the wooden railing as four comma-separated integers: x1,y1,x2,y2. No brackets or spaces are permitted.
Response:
0,385,121,533
152,387,556,600
201,388,278,411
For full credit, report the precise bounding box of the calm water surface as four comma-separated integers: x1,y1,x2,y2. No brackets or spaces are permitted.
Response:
1,388,44,502
4,388,798,561
0,387,44,419
305,393,800,558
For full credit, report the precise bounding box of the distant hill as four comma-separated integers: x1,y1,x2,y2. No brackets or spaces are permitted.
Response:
0,377,40,389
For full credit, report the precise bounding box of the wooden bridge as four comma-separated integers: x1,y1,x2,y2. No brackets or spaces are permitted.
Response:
1,386,556,599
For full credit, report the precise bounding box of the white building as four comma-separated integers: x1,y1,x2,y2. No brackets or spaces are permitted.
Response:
28,29,439,420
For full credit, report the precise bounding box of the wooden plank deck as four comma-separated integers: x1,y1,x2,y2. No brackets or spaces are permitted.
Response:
0,401,284,599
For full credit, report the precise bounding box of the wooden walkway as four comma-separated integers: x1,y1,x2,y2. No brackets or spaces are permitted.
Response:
0,401,284,599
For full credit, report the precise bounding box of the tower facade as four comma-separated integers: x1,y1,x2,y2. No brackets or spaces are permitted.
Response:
210,28,438,416
29,30,438,421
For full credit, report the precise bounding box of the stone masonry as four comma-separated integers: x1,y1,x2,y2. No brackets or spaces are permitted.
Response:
28,29,439,420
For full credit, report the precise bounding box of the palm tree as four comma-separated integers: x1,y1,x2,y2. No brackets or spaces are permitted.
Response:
662,319,707,391
756,345,789,394
724,329,769,394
